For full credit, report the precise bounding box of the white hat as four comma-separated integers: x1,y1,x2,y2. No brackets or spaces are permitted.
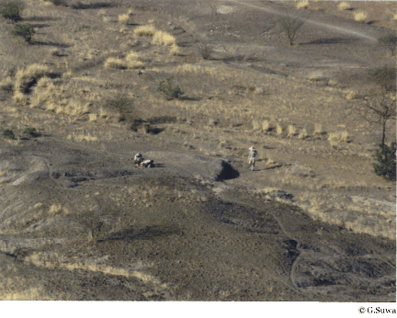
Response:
249,146,256,150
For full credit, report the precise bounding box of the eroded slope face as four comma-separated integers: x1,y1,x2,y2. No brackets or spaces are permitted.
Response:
0,136,394,301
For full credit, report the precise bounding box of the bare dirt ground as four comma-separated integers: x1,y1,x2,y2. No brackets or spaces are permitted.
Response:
0,0,395,301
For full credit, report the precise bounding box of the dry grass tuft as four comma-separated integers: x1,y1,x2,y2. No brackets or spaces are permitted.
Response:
104,57,127,69
354,11,368,22
252,120,261,130
345,89,358,100
13,64,51,103
89,113,98,122
67,133,98,142
287,124,297,137
12,91,28,105
394,14,397,21
125,51,145,69
152,31,177,46
296,1,309,9
262,120,272,132
275,123,283,135
298,127,308,139
118,14,129,24
134,24,156,37
328,131,350,145
313,123,325,135
338,2,351,10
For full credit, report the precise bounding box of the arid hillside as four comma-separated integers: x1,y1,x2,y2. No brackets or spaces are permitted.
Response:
0,0,395,301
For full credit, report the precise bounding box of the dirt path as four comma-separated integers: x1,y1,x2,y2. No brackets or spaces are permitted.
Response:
229,0,379,42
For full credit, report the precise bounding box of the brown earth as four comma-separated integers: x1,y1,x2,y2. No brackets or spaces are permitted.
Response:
0,0,395,301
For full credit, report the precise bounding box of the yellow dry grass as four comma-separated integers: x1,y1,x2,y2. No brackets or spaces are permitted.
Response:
118,13,129,24
12,91,28,105
287,124,297,137
262,120,272,132
29,77,98,117
104,57,126,69
275,123,283,135
13,64,51,104
89,113,98,122
48,204,70,217
338,2,351,10
252,120,261,130
345,89,358,100
296,1,309,9
152,31,177,46
354,11,368,22
328,131,349,145
125,51,145,69
24,252,168,289
313,123,325,135
298,127,308,139
134,24,156,37
67,133,99,142
296,193,396,240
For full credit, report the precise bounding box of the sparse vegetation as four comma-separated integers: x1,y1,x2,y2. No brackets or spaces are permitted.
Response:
105,94,134,122
378,33,397,56
278,14,306,45
1,0,24,22
354,11,368,23
328,131,350,145
366,65,396,92
152,31,176,46
104,57,126,69
118,13,129,24
157,76,184,100
296,1,309,10
338,2,351,11
23,127,40,138
2,129,15,140
43,0,68,6
134,24,156,37
373,142,396,181
12,23,35,43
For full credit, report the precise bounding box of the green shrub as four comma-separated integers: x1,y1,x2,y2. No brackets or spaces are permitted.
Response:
1,0,24,22
157,76,184,100
373,142,396,181
23,127,41,138
3,129,16,139
105,94,135,122
12,23,35,43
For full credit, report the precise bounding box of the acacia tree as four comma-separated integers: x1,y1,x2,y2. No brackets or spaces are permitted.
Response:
349,65,397,180
278,14,306,45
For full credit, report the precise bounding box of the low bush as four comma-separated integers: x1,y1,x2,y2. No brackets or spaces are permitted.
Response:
105,94,134,122
1,0,24,22
12,23,35,43
157,76,184,100
3,129,16,139
23,127,41,138
373,142,396,181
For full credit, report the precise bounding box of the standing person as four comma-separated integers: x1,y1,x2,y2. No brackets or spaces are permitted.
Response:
248,146,258,171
